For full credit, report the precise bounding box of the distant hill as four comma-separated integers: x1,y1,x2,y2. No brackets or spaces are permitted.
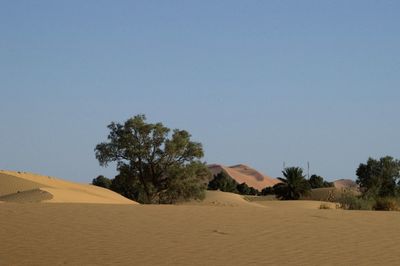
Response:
333,179,358,189
208,164,280,191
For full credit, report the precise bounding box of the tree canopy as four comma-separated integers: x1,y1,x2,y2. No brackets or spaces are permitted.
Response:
308,174,333,189
273,167,311,200
95,114,211,204
208,171,238,193
356,156,400,198
92,175,112,189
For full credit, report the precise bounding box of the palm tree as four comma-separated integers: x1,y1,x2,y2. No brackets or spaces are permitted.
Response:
273,167,311,200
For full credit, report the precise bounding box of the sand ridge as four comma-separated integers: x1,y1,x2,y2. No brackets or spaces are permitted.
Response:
183,190,265,207
0,170,136,204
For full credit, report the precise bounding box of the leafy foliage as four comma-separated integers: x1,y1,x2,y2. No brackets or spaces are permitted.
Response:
207,172,259,195
208,172,238,193
95,114,211,204
260,186,274,195
236,182,258,195
337,192,374,210
356,156,400,198
308,175,324,189
92,175,112,189
273,167,311,200
308,175,333,189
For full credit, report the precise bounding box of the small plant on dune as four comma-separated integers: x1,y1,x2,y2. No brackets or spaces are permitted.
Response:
273,167,311,200
319,203,331,209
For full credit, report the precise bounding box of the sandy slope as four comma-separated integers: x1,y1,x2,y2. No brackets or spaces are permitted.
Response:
0,170,136,204
1,199,399,265
1,172,399,265
209,164,280,190
183,190,262,207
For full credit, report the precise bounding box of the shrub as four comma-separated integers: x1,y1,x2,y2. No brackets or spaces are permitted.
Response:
319,203,331,209
260,186,274,195
208,172,238,193
373,198,399,211
337,193,374,210
236,182,251,195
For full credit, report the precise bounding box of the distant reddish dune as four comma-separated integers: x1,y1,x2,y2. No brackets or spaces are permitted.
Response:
208,164,280,191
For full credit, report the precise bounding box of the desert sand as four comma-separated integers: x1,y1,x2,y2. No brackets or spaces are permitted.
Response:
0,170,136,204
208,164,280,190
1,171,400,265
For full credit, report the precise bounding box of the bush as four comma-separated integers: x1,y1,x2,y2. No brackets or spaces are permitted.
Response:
92,175,112,189
208,172,238,193
236,182,251,195
337,193,374,210
260,186,274,195
308,175,334,189
373,198,399,211
319,203,331,209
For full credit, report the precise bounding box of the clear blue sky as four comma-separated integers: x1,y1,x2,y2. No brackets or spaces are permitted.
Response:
1,1,399,183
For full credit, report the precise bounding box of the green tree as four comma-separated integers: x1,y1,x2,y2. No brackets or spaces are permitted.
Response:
92,175,112,189
308,174,333,189
208,172,238,193
308,175,324,189
260,186,274,195
95,114,211,204
236,182,251,195
356,156,400,198
273,167,311,200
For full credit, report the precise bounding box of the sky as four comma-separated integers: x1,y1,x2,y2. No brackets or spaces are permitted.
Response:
1,1,399,183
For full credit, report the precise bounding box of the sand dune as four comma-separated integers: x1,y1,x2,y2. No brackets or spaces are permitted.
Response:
1,201,399,265
0,189,53,203
208,164,280,190
184,190,261,207
0,170,136,204
1,170,400,265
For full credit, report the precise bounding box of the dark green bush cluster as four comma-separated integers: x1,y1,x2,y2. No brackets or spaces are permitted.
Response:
308,175,333,189
373,198,399,211
92,175,112,189
337,193,400,211
208,172,261,196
